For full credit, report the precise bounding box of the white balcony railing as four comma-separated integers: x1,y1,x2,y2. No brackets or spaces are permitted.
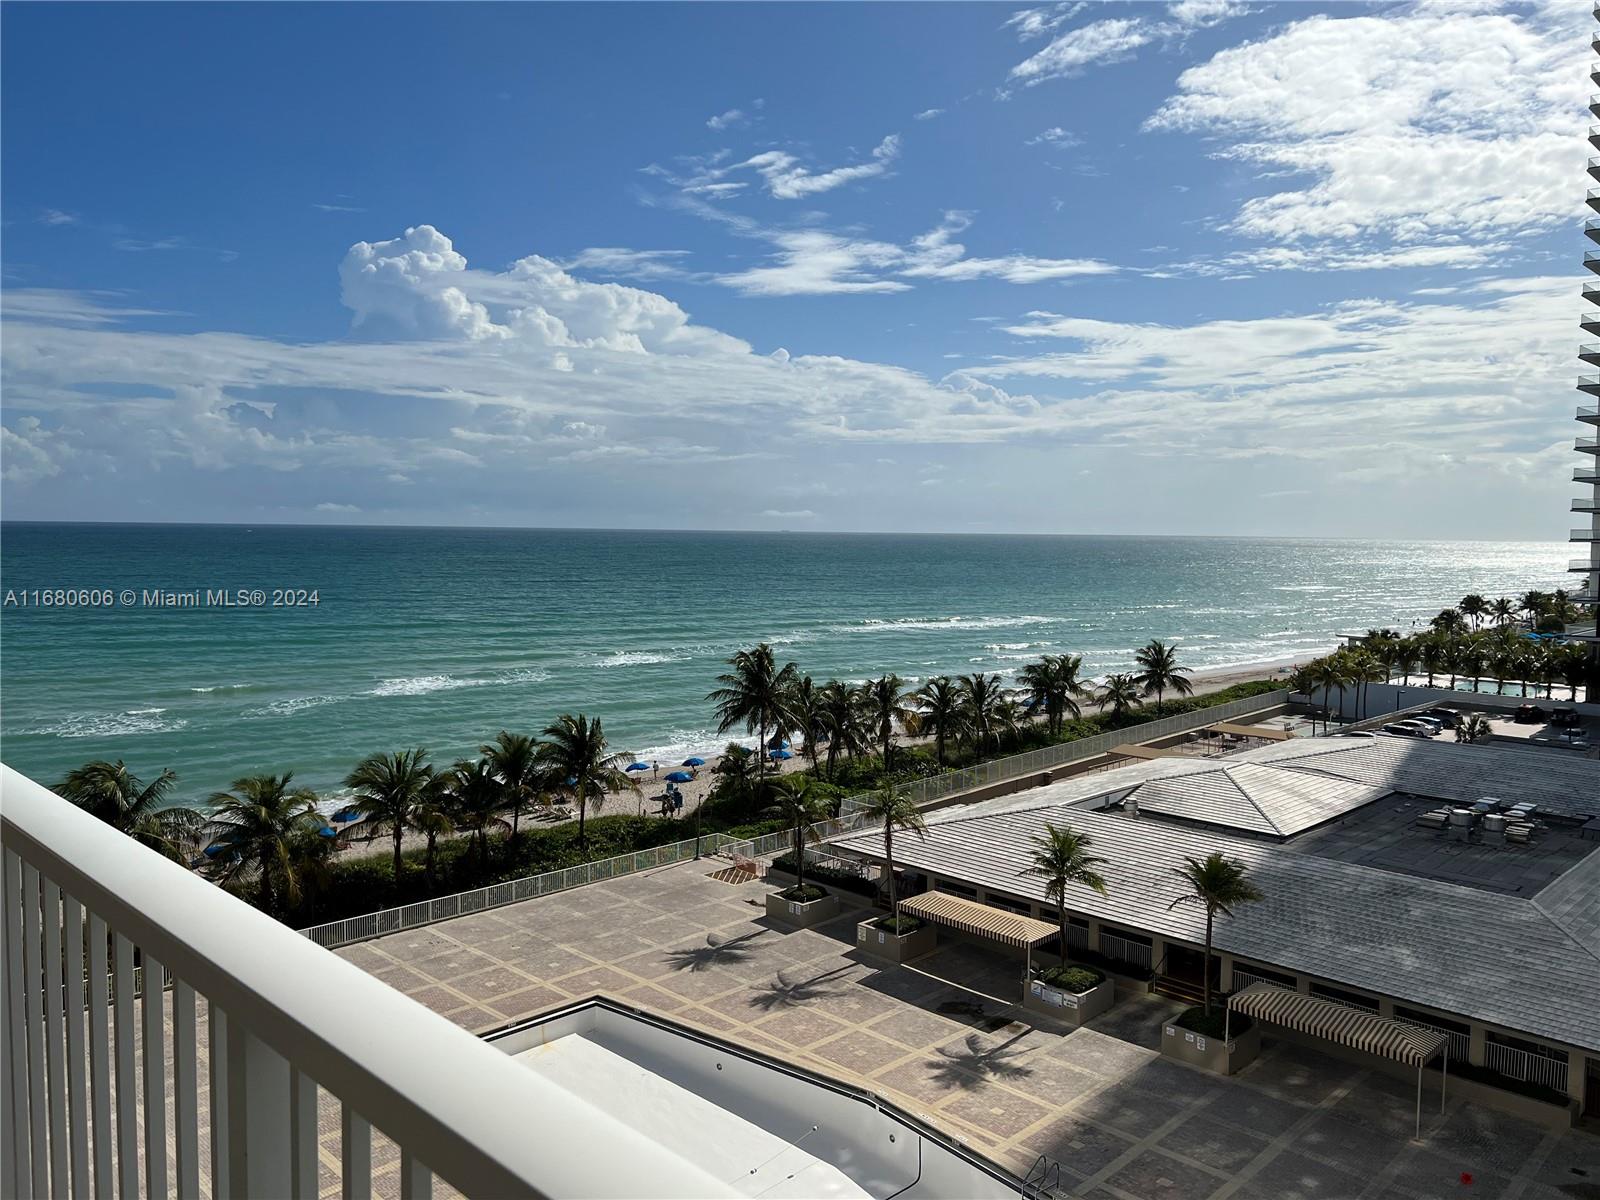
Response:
0,764,738,1199
1483,1041,1569,1095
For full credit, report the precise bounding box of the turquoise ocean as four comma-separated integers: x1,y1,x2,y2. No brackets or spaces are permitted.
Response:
0,523,1572,807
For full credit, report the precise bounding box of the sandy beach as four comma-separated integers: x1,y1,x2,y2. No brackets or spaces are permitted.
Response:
332,652,1319,864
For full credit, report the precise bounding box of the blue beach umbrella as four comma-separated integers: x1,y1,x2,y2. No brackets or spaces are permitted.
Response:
681,757,706,767
768,748,794,761
626,762,650,772
665,771,694,783
317,826,338,838
331,806,363,823
564,776,578,788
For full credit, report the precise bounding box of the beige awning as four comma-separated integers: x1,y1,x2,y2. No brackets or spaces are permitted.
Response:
897,892,1058,948
1110,743,1185,760
1208,722,1293,741
1228,983,1446,1066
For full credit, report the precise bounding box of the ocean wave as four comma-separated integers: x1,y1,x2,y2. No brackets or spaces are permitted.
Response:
592,651,687,668
33,708,189,738
497,668,551,684
833,615,1058,635
367,675,487,697
1273,585,1336,592
189,683,254,694
244,694,343,718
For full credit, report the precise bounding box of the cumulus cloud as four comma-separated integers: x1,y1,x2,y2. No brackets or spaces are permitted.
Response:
1146,5,1588,242
1,417,67,484
1025,127,1080,148
914,108,945,121
707,108,748,131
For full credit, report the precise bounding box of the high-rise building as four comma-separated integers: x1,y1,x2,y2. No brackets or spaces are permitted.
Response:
1577,12,1600,699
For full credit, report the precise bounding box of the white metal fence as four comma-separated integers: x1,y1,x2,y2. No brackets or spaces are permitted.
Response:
1395,1017,1471,1065
3,764,727,1200
1484,1041,1570,1094
838,690,1289,819
300,832,739,949
1097,932,1153,971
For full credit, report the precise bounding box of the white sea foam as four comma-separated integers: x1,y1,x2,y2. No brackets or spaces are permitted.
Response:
593,651,686,668
497,668,551,684
244,694,343,718
834,615,1058,635
189,683,253,693
367,675,487,697
34,708,189,738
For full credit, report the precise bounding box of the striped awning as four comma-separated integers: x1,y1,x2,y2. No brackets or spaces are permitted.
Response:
1228,983,1447,1066
897,892,1058,948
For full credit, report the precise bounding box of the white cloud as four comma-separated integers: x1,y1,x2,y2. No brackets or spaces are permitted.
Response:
744,134,901,199
314,502,360,512
1147,5,1588,242
1,417,67,483
706,108,748,131
39,209,78,226
313,202,366,213
1003,4,1086,42
900,212,1116,284
914,108,945,121
1010,18,1156,83
758,509,816,519
1025,127,1080,148
560,247,693,281
1166,0,1248,29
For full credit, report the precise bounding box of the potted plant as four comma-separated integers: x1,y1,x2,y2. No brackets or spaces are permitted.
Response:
1025,963,1116,1025
763,778,839,928
855,784,938,961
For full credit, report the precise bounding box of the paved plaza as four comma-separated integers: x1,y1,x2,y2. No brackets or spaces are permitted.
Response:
338,860,1600,1199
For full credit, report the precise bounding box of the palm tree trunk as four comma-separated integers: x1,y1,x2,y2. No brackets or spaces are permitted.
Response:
259,855,273,913
1203,911,1214,1018
794,822,805,894
392,827,403,891
884,826,896,918
577,783,587,845
425,834,437,891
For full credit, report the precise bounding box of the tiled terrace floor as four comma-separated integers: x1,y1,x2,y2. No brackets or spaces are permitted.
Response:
339,860,1600,1199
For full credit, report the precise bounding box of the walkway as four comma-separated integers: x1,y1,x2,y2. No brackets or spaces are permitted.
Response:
339,859,1600,1199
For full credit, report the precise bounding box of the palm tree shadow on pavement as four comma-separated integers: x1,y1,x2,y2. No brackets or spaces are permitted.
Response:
747,964,856,1013
927,1029,1037,1091
664,928,771,974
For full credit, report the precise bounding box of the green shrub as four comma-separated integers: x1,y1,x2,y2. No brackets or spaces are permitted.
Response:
780,883,828,903
1038,965,1103,993
1069,946,1155,981
1175,1006,1250,1038
872,914,923,935
769,855,877,898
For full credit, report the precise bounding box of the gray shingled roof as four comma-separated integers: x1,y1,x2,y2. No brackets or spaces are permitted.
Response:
1129,761,1387,837
832,801,1600,1052
1535,854,1600,960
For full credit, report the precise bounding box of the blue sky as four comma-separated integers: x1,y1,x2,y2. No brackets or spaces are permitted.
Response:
0,0,1589,537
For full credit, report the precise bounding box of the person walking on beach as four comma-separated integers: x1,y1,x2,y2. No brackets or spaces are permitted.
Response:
652,760,659,781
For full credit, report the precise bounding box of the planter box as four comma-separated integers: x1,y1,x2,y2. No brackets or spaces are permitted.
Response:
766,890,840,929
1160,1019,1260,1076
855,919,938,964
1023,975,1116,1027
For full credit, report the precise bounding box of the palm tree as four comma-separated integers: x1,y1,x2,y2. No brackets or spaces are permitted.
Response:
912,676,965,766
482,731,539,838
764,776,831,897
1391,639,1417,687
1455,714,1493,745
1097,673,1144,720
345,748,437,889
408,775,455,892
1429,608,1464,635
1490,597,1517,626
857,783,927,925
1021,823,1108,971
447,757,504,873
1311,655,1350,725
817,680,865,777
204,773,325,915
787,675,827,773
709,743,761,812
1458,594,1487,631
1019,654,1092,737
1167,852,1264,1018
1518,591,1549,625
863,673,915,769
1133,640,1194,714
535,713,636,845
55,760,204,861
707,644,799,794
958,672,1004,752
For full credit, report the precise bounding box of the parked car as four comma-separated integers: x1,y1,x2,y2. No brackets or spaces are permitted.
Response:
1407,716,1446,734
1382,723,1429,738
1513,704,1547,724
1550,707,1581,728
1395,719,1442,737
1420,707,1461,728
1341,730,1377,738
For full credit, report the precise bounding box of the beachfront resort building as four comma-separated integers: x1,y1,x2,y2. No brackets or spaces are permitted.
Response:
829,735,1600,1120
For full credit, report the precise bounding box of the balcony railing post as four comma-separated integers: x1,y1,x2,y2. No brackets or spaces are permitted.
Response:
3,849,33,1200
226,1026,292,1199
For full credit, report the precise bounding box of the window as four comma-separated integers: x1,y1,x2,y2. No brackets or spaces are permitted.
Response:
1310,983,1378,1012
982,893,1030,915
934,879,977,899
